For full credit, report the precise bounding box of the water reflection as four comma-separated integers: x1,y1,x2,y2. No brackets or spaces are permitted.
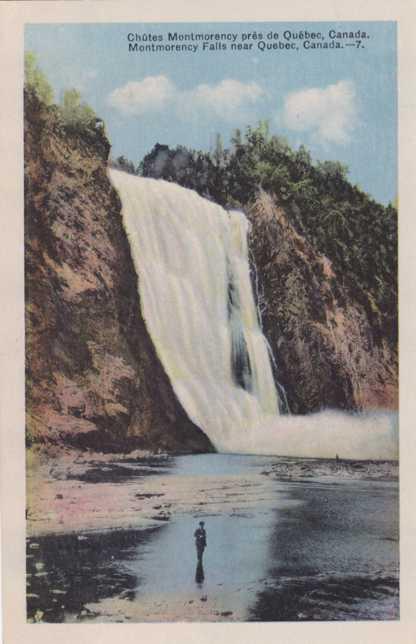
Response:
195,561,205,586
26,529,156,622
249,480,399,621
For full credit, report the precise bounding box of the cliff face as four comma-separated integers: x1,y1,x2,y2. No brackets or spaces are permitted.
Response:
247,192,398,414
24,92,213,453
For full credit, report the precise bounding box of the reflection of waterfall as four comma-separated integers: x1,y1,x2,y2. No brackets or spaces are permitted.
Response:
109,169,280,452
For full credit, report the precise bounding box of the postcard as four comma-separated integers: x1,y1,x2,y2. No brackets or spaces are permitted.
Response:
1,1,415,643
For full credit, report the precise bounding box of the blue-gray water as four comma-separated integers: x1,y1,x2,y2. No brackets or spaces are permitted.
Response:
26,453,399,622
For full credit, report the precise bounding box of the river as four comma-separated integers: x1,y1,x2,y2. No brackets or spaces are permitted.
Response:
26,453,399,622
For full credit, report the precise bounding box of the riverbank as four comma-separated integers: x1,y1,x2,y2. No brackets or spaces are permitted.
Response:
26,446,284,537
26,448,398,622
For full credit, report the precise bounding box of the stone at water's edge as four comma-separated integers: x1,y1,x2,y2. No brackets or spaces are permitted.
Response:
247,192,398,414
24,90,213,454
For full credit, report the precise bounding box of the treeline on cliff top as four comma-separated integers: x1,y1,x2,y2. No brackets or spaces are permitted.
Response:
113,127,397,348
24,51,102,134
25,52,397,349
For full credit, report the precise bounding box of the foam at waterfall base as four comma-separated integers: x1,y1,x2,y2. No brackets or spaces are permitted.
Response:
216,410,398,461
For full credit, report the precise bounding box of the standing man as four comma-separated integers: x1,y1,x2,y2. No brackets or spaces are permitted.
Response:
194,521,207,563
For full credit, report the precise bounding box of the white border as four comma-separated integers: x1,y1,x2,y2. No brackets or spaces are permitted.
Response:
1,2,415,643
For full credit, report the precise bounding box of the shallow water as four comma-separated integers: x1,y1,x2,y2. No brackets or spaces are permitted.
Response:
27,453,399,622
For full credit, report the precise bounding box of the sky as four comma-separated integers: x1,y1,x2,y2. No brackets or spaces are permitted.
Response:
26,21,397,205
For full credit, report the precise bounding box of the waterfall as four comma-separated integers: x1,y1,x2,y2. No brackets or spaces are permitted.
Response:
109,169,397,460
109,169,280,452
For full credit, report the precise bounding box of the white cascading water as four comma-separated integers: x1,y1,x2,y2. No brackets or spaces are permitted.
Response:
109,169,398,460
109,168,280,453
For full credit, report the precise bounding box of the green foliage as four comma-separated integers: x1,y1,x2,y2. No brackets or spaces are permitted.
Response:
25,52,101,137
110,155,138,175
139,123,397,346
213,133,225,167
24,52,54,105
59,89,97,131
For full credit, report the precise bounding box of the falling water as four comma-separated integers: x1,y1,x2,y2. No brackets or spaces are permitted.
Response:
109,169,398,460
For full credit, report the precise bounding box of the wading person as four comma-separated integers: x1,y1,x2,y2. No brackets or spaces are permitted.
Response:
194,521,207,564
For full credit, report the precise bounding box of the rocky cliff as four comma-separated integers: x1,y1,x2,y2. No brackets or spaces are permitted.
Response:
25,87,397,451
24,91,213,453
247,191,398,414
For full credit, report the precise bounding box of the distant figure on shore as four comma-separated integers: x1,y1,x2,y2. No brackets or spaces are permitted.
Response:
336,454,340,462
194,521,207,564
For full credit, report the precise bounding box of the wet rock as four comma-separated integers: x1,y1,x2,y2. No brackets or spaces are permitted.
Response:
78,608,95,620
151,514,170,522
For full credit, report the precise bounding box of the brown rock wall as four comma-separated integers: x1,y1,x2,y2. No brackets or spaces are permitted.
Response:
25,91,213,453
247,191,398,414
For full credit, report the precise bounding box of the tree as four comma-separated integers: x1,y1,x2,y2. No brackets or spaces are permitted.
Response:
316,160,349,181
113,156,137,175
231,128,242,149
213,133,225,167
59,89,96,130
24,52,53,105
257,119,270,141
